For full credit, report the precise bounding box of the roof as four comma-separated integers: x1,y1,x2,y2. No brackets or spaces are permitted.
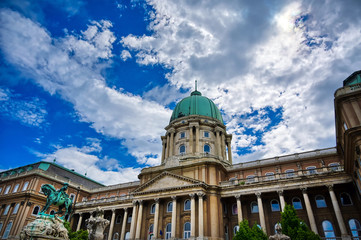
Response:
170,90,224,124
343,70,361,86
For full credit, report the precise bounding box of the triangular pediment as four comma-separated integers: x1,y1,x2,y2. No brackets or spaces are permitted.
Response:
133,171,205,194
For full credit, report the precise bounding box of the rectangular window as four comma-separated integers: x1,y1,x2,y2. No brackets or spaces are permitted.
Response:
204,131,209,138
4,186,11,194
180,132,185,139
12,184,19,193
2,222,12,239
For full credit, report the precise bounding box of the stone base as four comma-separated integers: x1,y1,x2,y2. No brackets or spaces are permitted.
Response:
19,214,69,240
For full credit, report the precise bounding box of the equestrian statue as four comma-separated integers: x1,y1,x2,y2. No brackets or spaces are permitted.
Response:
40,183,73,219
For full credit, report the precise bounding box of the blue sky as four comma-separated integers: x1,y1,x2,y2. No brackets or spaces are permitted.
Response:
1,0,361,185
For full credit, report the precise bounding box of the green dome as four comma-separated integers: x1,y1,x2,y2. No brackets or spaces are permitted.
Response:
170,90,224,124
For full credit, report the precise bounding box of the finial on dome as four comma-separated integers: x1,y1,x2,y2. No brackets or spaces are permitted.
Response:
195,80,197,91
191,80,202,96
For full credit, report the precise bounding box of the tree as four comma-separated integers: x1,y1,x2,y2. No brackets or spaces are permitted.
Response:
64,221,88,240
281,204,321,240
233,219,268,240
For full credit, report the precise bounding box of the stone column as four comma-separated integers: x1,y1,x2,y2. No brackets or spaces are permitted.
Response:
135,200,143,239
301,188,318,234
256,192,266,233
216,130,222,158
195,126,200,153
171,196,177,238
129,201,138,239
189,126,194,153
278,190,285,212
165,134,170,158
190,193,196,237
120,208,128,240
209,194,220,237
235,194,243,223
161,137,166,163
169,130,175,156
227,139,232,164
108,209,116,240
221,133,226,160
327,185,349,238
153,198,160,239
198,192,205,237
76,213,83,231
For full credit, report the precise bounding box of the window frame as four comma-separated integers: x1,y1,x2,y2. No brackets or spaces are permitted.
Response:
349,219,361,238
179,145,186,155
328,163,340,171
292,197,303,210
251,201,259,213
340,192,353,206
203,144,211,153
315,195,327,208
4,185,11,194
3,205,10,215
204,131,210,138
306,166,317,175
246,175,255,183
22,181,29,191
167,201,173,213
12,184,20,193
322,220,336,238
270,199,280,212
2,221,13,239
115,214,122,224
183,222,191,239
180,132,185,139
32,205,40,216
150,203,156,214
12,203,20,215
184,199,191,211
265,172,275,180
165,223,172,239
285,169,295,178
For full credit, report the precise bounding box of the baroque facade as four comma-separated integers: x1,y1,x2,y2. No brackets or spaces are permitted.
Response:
1,71,361,240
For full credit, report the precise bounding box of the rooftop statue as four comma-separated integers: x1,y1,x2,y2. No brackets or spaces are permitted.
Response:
40,182,73,219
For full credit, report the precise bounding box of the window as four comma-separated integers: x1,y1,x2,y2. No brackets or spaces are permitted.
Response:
0,187,2,194
148,224,154,240
22,181,29,191
150,203,156,214
184,199,191,211
204,144,210,153
165,223,171,239
223,203,228,214
32,206,40,216
344,122,348,130
246,175,255,183
265,172,275,180
167,202,173,212
0,223,2,232
232,204,237,215
12,184,19,193
127,214,132,223
116,215,122,224
340,192,353,206
322,220,336,239
12,203,20,214
2,222,13,239
233,225,239,234
329,163,340,171
251,201,259,213
179,145,186,154
4,185,11,194
271,200,280,212
3,205,10,215
70,194,75,201
315,195,327,208
113,232,119,240
292,197,303,210
285,169,295,178
204,131,209,138
125,232,130,240
306,166,317,175
349,219,361,239
180,132,185,139
184,222,191,239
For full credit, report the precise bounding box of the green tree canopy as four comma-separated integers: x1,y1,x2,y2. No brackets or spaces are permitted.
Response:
233,219,268,240
64,221,88,240
281,204,321,240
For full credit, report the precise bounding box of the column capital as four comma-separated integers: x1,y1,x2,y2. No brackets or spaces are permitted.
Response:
327,184,334,191
277,190,284,196
215,126,223,132
255,192,262,198
189,193,196,199
78,212,83,216
301,187,307,194
197,192,205,198
171,196,177,200
111,208,116,213
138,199,143,205
132,200,137,206
168,128,175,134
154,198,160,203
123,207,128,211
234,194,241,199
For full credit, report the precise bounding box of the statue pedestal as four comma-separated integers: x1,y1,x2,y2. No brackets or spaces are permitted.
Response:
20,214,69,240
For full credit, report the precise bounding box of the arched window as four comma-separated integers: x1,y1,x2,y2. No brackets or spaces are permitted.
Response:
271,199,280,212
340,192,353,206
315,195,327,208
22,181,29,191
349,219,361,238
204,144,210,153
150,204,156,214
167,202,173,212
285,169,295,178
265,172,275,180
232,204,237,215
125,232,130,240
2,221,13,239
116,215,122,224
12,203,20,214
233,225,239,234
3,205,10,215
113,232,119,240
31,206,39,215
127,214,132,223
322,220,335,238
12,184,20,193
179,145,186,154
306,166,317,175
148,224,153,240
165,223,172,239
292,197,303,210
251,201,259,213
184,222,191,239
184,199,191,211
50,210,55,215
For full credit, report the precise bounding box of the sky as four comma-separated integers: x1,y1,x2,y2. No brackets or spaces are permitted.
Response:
1,0,361,185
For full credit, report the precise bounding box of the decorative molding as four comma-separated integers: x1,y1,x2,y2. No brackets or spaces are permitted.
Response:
256,192,262,198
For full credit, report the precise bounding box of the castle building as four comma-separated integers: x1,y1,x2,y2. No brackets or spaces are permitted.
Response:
1,71,361,240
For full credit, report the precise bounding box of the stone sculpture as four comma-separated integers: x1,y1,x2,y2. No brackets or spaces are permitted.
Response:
269,223,291,240
86,207,110,240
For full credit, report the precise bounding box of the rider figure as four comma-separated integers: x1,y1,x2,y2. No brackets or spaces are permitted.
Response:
56,183,69,202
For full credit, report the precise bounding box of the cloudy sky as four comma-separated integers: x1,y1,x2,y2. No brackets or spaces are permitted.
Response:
0,0,360,185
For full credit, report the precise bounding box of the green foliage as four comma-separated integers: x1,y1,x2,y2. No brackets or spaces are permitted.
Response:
64,221,88,240
281,204,321,240
233,219,268,240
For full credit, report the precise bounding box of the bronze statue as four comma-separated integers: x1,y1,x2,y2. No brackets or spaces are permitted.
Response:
40,183,73,218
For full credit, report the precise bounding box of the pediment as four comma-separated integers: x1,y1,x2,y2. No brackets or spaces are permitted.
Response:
133,172,204,194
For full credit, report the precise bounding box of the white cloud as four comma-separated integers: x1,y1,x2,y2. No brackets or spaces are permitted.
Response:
120,50,132,61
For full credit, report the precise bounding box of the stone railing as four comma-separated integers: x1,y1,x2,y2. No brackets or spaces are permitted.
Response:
75,194,132,207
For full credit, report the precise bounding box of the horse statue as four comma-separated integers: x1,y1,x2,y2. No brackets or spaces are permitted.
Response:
40,183,73,219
